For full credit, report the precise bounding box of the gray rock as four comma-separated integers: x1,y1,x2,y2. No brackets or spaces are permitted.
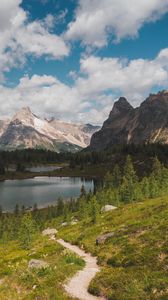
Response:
42,228,58,236
28,259,49,270
96,232,114,245
101,205,117,213
70,219,78,225
61,222,68,226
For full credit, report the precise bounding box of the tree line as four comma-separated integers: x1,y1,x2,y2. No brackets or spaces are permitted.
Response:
0,154,168,249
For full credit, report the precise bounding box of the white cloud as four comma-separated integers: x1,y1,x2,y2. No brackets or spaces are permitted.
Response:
76,52,168,106
1,48,168,125
0,0,69,81
0,75,82,120
66,0,168,47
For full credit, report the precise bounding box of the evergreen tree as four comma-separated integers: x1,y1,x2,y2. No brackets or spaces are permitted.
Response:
90,196,99,224
63,205,70,222
80,185,86,197
56,198,64,216
152,157,162,179
0,161,5,175
104,172,113,188
141,177,150,199
149,175,159,198
0,206,2,217
161,167,168,193
112,164,121,188
124,155,137,184
33,203,38,213
21,205,25,214
14,204,19,216
121,156,138,202
120,177,131,203
19,214,37,249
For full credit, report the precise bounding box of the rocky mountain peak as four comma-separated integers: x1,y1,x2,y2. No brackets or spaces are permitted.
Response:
109,97,133,118
11,106,34,127
0,107,100,151
89,90,168,150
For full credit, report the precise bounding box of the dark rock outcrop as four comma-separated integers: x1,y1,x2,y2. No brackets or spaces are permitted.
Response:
90,91,168,150
96,232,114,245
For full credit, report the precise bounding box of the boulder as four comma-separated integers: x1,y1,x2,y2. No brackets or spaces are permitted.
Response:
61,222,68,226
28,259,49,270
101,205,117,213
96,232,114,245
42,228,58,236
70,221,78,225
70,219,78,225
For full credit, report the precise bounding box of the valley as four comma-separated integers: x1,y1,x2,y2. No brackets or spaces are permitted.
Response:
1,1,168,299
1,91,168,299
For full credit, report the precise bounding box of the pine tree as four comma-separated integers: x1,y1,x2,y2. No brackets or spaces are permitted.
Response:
124,155,137,184
21,205,25,214
120,177,131,203
104,172,113,188
149,175,159,198
112,164,121,188
80,185,86,197
152,157,162,179
121,156,138,202
141,177,150,199
14,204,19,216
33,203,38,212
56,198,64,216
19,214,37,249
0,206,2,218
90,196,99,224
161,167,168,193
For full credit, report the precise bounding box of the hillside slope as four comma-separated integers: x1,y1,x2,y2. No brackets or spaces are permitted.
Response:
59,196,168,300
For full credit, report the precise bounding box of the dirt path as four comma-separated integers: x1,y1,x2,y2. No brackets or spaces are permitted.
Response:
57,239,106,300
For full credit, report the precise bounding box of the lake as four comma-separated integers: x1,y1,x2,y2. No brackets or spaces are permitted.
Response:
25,165,62,172
0,177,94,212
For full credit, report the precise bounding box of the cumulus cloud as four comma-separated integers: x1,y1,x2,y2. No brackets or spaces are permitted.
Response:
76,53,168,105
1,48,168,125
0,75,84,122
66,0,168,47
0,0,69,81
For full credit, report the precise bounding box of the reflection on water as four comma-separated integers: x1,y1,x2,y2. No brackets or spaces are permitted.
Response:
26,166,61,172
0,177,94,211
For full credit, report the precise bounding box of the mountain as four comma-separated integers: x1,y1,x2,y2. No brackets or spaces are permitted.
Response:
0,119,10,137
0,107,100,152
89,90,168,150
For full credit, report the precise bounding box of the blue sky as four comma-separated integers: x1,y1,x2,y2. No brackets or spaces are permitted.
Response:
1,0,168,124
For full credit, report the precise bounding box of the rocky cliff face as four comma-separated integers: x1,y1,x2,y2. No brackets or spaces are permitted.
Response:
89,91,168,150
0,119,10,137
0,107,99,152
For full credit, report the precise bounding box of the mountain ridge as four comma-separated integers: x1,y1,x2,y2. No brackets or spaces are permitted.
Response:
89,90,168,150
0,107,100,152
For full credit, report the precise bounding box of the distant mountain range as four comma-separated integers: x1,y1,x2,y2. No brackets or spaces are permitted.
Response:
89,90,168,150
0,107,100,152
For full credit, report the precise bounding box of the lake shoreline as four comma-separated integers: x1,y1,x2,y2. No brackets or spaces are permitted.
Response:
0,171,98,181
0,164,102,181
0,176,95,212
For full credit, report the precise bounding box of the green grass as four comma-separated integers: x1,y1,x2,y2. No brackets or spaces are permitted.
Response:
1,196,168,299
58,197,168,300
0,236,84,300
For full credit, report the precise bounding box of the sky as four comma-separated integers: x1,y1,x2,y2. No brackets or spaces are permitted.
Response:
1,0,168,124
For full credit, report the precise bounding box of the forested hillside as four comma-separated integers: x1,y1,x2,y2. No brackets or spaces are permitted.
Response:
0,156,168,299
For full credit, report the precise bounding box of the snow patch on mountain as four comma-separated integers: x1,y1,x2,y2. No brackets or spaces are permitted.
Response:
0,107,100,151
